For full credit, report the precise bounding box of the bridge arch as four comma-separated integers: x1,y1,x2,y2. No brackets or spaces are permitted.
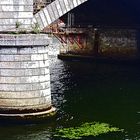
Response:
33,0,88,30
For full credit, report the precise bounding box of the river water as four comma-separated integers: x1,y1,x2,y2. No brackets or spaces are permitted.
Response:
0,49,140,139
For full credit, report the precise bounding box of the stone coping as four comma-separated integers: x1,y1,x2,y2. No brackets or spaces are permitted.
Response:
0,34,51,46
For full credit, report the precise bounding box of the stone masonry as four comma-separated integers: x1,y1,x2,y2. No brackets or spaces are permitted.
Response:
0,34,55,117
0,0,33,31
0,0,56,117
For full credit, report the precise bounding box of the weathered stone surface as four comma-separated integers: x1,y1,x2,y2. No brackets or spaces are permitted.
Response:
0,74,50,84
33,0,88,30
0,95,51,107
0,34,51,47
0,89,51,99
0,40,52,116
0,0,33,31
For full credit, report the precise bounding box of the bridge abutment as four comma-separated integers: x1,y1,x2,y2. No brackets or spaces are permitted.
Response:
57,28,138,61
0,34,55,118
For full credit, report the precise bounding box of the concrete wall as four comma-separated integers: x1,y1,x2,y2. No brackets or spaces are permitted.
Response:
0,0,33,31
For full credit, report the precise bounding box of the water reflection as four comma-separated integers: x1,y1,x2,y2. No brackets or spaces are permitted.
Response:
49,56,140,139
0,53,140,139
0,123,54,140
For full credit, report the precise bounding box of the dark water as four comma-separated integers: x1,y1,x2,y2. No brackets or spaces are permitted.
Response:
1,56,140,140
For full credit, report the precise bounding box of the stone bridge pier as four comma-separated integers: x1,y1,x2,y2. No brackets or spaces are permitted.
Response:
0,0,56,118
0,34,55,118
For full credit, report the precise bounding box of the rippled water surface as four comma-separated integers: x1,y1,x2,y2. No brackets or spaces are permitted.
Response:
1,54,140,140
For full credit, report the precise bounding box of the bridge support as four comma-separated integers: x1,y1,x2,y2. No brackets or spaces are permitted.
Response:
0,34,55,118
93,28,100,56
136,29,140,57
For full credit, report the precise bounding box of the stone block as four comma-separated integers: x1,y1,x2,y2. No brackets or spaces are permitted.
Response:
0,61,21,68
60,0,67,14
14,55,31,61
40,88,51,97
0,69,25,77
47,5,56,21
32,83,40,90
31,54,44,61
43,53,48,60
0,77,20,84
39,75,47,82
0,48,17,54
42,8,52,25
54,0,63,16
15,84,29,92
44,68,50,74
63,0,71,11
40,68,45,75
51,2,60,19
20,61,39,68
39,10,48,27
0,55,15,62
21,75,39,83
39,81,50,90
0,84,15,92
39,60,49,68
0,95,51,107
38,46,48,54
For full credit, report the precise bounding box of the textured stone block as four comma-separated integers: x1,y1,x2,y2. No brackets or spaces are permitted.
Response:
0,88,51,99
0,69,25,77
0,55,15,62
0,0,33,31
0,61,21,68
0,48,17,54
54,0,63,16
31,54,44,61
0,77,20,84
0,95,51,107
42,8,52,25
45,68,50,74
0,44,52,115
39,10,48,27
64,0,71,11
0,34,50,47
14,55,31,61
39,60,49,68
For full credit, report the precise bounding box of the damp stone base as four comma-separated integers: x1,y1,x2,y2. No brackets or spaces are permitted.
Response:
0,34,55,118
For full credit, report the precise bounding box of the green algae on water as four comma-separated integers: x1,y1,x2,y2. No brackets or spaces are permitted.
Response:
55,122,123,139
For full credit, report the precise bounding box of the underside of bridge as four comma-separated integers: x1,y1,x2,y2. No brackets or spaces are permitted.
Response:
56,0,140,60
61,0,140,27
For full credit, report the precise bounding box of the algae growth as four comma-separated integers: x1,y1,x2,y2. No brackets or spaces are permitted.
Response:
55,122,123,139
